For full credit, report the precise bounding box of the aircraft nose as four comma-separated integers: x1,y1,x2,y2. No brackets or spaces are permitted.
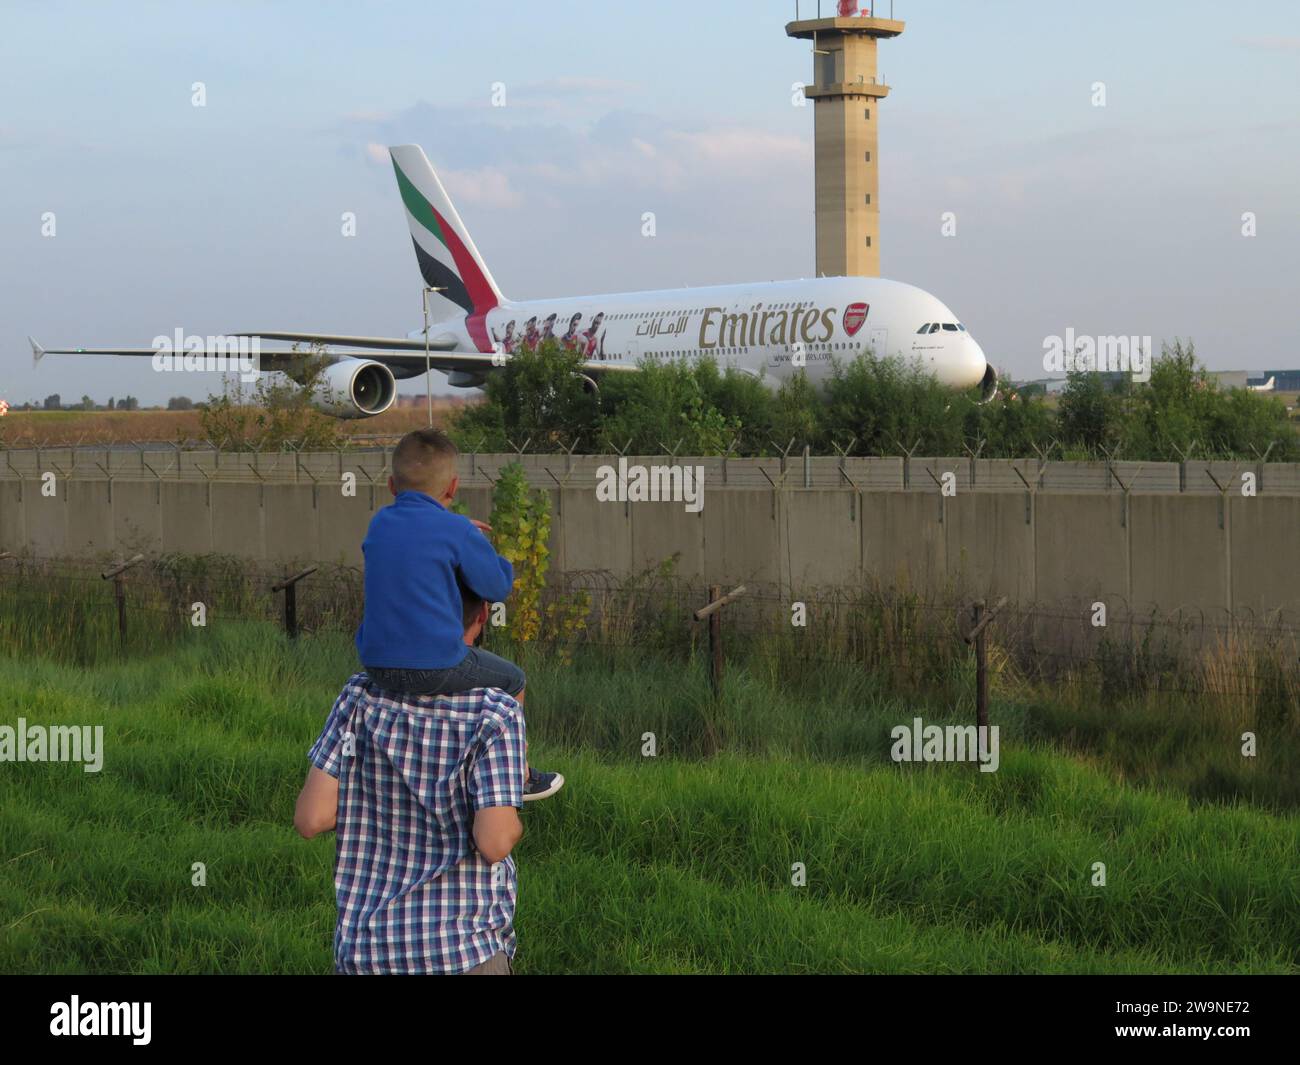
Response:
944,335,987,389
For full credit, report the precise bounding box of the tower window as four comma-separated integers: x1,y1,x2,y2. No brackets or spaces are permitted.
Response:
865,236,872,247
864,151,872,162
865,194,871,205
864,108,871,120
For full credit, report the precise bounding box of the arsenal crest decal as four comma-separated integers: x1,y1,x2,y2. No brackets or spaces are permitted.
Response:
842,302,869,337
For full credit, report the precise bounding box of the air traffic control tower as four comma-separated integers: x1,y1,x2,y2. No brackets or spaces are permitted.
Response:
786,2,904,278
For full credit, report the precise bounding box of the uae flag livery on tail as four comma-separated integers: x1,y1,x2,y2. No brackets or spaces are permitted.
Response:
389,145,502,353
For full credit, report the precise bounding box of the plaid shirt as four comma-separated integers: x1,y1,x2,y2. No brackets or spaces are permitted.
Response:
308,672,526,974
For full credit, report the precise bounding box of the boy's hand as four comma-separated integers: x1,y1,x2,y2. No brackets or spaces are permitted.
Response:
470,519,493,536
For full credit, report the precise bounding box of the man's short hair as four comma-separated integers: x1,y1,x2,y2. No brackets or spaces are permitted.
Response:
391,428,458,495
459,578,486,635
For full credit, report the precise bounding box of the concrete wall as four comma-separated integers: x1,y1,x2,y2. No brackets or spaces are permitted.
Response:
2,462,1298,624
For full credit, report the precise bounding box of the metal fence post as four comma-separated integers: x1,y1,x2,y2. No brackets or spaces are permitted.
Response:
694,584,747,699
963,596,1007,731
101,554,145,647
272,566,319,639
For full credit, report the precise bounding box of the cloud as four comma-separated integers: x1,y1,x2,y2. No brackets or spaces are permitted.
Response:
439,76,643,115
440,167,523,209
1235,36,1300,52
333,96,818,294
343,109,395,123
664,128,808,166
494,76,641,111
343,101,810,205
529,76,639,97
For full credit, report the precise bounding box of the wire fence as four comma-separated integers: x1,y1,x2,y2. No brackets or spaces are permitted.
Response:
3,440,1300,494
2,556,1297,707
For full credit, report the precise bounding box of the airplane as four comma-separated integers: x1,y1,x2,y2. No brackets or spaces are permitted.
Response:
1249,376,1276,393
30,144,997,418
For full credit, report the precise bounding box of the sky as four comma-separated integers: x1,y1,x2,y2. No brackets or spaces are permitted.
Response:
2,0,1298,407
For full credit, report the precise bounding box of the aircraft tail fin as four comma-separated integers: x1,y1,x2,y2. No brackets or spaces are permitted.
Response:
389,145,504,320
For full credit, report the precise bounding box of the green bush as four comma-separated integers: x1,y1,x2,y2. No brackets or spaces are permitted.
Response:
822,354,964,455
447,338,1298,461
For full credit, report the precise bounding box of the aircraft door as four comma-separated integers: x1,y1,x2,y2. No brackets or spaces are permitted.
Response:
868,327,889,357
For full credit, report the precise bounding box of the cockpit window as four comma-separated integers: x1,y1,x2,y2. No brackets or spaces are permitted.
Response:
942,323,958,332
928,323,941,334
916,324,930,334
957,323,966,331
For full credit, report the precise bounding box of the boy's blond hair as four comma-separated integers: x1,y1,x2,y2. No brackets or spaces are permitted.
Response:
391,428,459,496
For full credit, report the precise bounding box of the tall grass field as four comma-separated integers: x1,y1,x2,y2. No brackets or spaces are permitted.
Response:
2,616,1296,974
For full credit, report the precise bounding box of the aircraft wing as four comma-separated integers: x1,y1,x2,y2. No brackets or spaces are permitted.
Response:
227,332,638,375
345,350,638,376
228,331,459,352
28,336,334,374
28,335,638,377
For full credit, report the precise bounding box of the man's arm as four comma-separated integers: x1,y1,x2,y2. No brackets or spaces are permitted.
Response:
294,766,339,839
457,520,514,603
468,697,527,863
473,806,522,864
298,676,363,839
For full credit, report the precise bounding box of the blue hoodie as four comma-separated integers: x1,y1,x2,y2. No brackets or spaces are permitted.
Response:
356,491,514,669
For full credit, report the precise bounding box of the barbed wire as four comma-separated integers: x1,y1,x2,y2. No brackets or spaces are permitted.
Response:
1,438,1298,495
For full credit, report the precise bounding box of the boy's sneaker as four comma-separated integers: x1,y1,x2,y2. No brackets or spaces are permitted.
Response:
523,767,564,802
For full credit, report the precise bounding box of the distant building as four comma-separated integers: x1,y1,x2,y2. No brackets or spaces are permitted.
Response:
1249,370,1300,392
1206,370,1300,392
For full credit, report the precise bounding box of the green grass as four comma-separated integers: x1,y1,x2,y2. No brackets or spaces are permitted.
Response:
1,623,1296,973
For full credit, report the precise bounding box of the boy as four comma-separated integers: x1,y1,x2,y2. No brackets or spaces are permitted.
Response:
356,427,562,801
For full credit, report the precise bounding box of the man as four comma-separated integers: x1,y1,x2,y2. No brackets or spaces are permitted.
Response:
520,316,539,352
539,312,557,345
491,319,517,354
582,311,605,359
559,312,583,351
294,586,525,975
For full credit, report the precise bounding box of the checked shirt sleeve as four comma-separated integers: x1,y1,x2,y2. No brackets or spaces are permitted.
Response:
469,697,527,811
308,674,367,779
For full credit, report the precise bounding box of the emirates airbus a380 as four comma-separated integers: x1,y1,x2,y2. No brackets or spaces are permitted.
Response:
32,144,997,417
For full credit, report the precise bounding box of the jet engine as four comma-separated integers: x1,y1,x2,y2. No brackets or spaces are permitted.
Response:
978,363,999,404
308,359,397,418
